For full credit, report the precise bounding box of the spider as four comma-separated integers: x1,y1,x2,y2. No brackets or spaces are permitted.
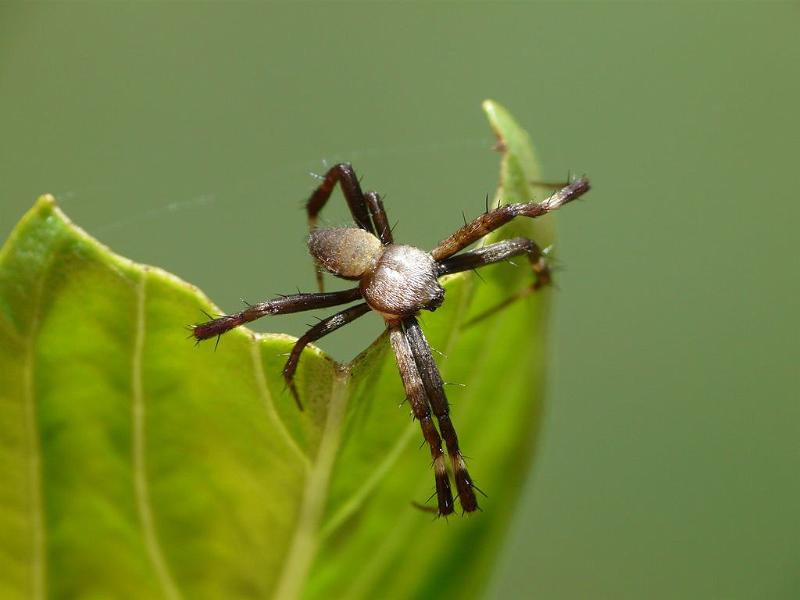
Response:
192,163,590,516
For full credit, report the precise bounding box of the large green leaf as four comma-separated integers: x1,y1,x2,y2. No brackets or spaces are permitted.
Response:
0,100,558,599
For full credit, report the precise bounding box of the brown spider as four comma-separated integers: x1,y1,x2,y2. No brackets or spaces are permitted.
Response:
192,163,590,515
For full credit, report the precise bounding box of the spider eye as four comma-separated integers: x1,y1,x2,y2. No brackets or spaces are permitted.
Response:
308,227,384,280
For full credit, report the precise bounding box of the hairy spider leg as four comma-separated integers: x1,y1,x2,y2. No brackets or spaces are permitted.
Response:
388,323,455,516
437,237,553,325
306,163,378,291
364,191,393,245
437,237,547,279
307,163,374,232
430,176,590,261
191,288,362,341
403,316,479,513
282,303,371,410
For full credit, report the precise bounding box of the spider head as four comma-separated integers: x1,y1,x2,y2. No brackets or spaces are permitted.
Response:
308,227,384,280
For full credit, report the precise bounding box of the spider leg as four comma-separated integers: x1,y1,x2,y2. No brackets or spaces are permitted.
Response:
387,321,455,516
282,303,371,410
306,163,377,291
306,163,375,232
364,191,393,245
437,237,549,282
430,176,589,261
436,237,552,326
191,287,361,341
403,316,479,513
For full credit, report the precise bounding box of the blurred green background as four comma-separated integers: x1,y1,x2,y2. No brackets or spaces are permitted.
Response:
2,3,798,598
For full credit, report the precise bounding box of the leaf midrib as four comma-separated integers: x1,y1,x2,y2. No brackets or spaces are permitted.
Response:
271,366,352,600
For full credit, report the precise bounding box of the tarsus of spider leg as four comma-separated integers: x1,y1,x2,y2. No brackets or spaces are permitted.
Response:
403,317,479,513
431,176,590,261
191,287,361,341
388,323,455,516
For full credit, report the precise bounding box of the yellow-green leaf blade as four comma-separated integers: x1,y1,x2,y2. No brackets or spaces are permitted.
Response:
0,101,559,600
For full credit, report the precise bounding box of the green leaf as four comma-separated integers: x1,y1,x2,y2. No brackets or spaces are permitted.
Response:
0,100,556,600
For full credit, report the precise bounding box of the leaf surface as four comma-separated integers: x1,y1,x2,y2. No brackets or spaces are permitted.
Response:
0,100,555,600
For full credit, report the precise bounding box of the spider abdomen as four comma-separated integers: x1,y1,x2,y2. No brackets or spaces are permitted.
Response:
361,244,444,318
308,227,384,279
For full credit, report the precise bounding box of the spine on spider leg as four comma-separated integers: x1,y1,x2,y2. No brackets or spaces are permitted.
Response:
388,324,455,516
404,318,479,513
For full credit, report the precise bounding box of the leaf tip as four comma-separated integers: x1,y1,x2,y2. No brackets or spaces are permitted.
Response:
481,98,511,133
480,98,541,182
481,98,497,112
480,98,502,122
481,99,530,151
484,101,517,158
34,193,58,212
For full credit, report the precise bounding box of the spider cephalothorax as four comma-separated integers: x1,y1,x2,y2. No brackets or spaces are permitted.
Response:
193,163,590,515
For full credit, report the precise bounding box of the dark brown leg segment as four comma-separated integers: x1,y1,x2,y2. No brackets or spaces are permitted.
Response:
365,191,393,245
403,317,478,513
192,287,362,341
306,163,374,233
283,302,371,409
387,322,454,516
437,237,551,288
430,176,590,261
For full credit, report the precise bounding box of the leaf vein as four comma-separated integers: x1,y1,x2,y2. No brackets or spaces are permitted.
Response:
131,272,183,600
249,336,311,470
